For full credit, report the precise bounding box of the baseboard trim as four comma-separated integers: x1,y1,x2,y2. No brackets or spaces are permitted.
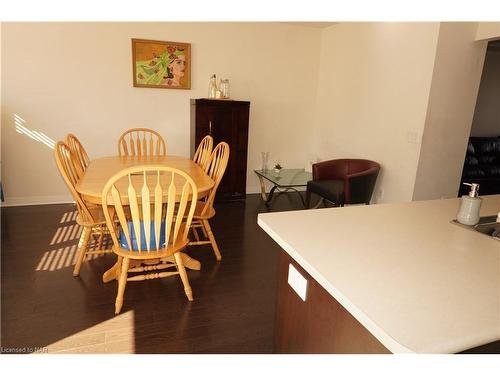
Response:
1,195,74,207
0,188,306,207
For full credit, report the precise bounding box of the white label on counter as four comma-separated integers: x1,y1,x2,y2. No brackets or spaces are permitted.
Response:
288,264,308,301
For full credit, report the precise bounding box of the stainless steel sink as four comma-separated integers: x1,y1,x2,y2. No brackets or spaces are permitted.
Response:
452,215,500,241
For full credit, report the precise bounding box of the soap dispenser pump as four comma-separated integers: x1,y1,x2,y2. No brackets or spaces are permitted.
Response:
457,183,482,226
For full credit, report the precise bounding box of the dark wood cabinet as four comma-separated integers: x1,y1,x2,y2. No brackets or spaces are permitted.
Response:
190,99,250,201
275,250,390,353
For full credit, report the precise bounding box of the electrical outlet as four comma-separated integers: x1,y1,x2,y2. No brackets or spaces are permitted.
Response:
288,264,308,301
406,130,419,144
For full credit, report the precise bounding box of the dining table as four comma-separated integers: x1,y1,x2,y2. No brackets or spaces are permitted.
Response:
75,155,215,283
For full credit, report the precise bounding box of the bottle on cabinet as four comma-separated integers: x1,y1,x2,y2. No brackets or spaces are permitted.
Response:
208,74,218,99
220,79,230,99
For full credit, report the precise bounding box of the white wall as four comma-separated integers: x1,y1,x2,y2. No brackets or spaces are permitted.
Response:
470,47,500,137
2,22,495,206
312,23,440,203
412,23,487,201
1,22,322,205
476,22,500,41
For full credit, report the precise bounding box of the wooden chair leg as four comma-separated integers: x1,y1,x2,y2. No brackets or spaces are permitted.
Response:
202,219,222,261
199,219,208,238
97,228,104,250
174,252,193,301
115,257,130,314
192,225,200,242
73,226,92,276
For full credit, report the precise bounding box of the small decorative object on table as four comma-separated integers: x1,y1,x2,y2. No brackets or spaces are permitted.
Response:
274,163,283,176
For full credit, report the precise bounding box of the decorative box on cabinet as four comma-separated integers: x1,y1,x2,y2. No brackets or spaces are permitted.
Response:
190,99,250,201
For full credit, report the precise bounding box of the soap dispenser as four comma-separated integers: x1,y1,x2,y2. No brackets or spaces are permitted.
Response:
457,183,482,226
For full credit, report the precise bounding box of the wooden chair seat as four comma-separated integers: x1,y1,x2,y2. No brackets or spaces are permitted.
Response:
75,205,107,227
113,235,189,260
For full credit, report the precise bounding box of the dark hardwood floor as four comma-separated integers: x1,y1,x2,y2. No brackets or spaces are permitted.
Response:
1,193,306,354
2,192,499,354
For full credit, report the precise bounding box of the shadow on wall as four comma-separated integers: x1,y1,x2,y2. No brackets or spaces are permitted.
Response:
14,114,55,149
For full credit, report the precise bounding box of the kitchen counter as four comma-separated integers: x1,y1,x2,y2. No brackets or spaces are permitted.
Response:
258,195,500,353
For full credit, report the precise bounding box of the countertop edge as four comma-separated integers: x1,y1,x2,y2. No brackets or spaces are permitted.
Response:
257,214,414,354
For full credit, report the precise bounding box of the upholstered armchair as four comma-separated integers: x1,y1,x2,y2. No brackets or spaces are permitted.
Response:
306,159,380,208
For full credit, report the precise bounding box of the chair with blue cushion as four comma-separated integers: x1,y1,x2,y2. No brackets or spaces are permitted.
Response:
101,165,198,314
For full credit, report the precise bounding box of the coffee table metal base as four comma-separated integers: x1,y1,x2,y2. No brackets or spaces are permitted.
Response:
257,174,307,207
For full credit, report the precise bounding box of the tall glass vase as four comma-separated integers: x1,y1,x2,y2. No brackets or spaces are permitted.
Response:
261,152,269,172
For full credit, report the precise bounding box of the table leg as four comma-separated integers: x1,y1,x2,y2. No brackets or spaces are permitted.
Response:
164,253,201,271
286,187,307,207
258,174,270,202
102,259,121,283
264,184,307,208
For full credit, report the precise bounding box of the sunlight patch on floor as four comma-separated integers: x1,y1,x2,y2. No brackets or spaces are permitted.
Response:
35,210,107,272
59,210,78,224
41,310,136,354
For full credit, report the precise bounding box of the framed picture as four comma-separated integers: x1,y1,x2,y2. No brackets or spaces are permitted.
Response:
132,38,191,89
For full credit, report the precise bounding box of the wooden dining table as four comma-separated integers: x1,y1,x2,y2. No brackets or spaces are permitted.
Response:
75,155,215,283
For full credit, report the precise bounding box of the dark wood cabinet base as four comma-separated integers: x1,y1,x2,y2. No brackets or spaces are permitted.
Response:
274,250,390,354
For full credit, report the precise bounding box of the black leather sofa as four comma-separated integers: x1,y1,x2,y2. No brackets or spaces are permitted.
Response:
459,136,500,197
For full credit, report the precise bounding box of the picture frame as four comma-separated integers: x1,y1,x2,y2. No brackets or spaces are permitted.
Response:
132,38,191,89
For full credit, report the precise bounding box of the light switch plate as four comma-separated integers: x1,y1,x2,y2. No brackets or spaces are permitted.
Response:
288,264,308,301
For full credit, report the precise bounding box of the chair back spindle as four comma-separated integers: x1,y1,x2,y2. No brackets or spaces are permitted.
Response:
65,134,90,177
54,141,95,224
202,142,230,215
193,135,213,171
118,128,166,157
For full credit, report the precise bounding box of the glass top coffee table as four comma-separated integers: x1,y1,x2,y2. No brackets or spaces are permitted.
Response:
254,168,312,207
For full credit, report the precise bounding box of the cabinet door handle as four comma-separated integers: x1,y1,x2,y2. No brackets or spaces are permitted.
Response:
209,121,212,135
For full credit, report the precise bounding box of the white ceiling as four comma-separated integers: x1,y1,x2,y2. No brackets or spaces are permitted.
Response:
284,22,337,29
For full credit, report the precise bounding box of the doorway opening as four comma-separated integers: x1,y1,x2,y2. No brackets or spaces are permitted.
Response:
458,39,500,197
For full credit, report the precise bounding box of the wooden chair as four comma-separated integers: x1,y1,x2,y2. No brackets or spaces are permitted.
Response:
193,135,213,171
65,134,90,177
118,128,167,157
188,142,230,261
54,141,112,276
101,165,198,314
